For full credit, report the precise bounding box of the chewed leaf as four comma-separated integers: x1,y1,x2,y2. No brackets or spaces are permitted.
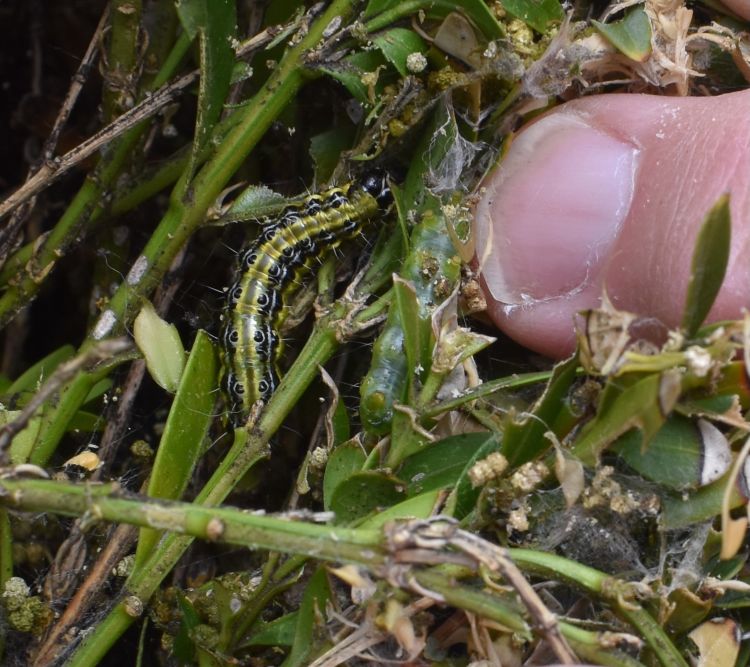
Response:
681,194,731,337
433,13,481,68
592,7,652,62
221,184,286,223
133,301,185,393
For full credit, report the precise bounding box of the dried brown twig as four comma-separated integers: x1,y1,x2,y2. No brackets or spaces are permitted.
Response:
0,26,278,222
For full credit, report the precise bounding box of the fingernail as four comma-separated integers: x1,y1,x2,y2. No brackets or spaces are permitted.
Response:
475,113,638,305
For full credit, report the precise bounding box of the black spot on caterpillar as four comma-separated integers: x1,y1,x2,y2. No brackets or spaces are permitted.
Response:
221,173,392,425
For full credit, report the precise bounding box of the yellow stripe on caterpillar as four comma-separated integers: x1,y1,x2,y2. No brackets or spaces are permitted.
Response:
221,173,392,425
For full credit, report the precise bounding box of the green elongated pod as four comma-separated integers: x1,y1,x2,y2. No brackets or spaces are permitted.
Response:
360,203,461,435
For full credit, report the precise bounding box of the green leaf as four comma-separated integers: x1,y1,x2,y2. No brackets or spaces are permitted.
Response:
613,415,730,490
372,28,428,76
363,0,505,40
281,568,331,667
501,353,579,466
359,489,441,529
6,345,75,395
133,301,186,393
681,194,731,337
67,410,105,432
592,7,652,62
399,432,498,495
4,409,42,465
176,0,237,180
173,594,201,662
82,377,113,405
392,275,423,392
134,331,218,568
452,433,500,519
662,471,744,529
323,442,366,511
330,398,351,447
248,611,299,647
329,471,407,524
500,0,563,33
221,184,286,223
0,510,12,588
571,371,682,466
319,50,387,104
310,127,355,183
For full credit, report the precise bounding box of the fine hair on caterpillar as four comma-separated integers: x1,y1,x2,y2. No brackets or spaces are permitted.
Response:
221,172,392,425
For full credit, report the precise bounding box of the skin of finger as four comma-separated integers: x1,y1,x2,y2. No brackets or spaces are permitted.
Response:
482,91,750,358
720,0,750,19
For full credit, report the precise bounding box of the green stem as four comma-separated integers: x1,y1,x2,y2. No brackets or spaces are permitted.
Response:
510,548,608,593
414,568,529,636
510,549,688,667
103,0,143,122
421,370,554,418
84,18,325,344
23,0,350,462
0,477,663,666
363,0,503,35
109,148,190,217
63,287,369,664
618,607,690,667
0,479,384,563
561,622,646,667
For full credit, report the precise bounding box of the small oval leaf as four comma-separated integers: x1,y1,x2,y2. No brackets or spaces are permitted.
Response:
323,442,366,511
592,7,652,62
133,301,185,393
373,28,428,77
329,471,406,524
681,194,731,337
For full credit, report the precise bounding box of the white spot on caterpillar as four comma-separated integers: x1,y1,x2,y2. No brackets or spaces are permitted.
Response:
92,310,117,340
127,255,149,286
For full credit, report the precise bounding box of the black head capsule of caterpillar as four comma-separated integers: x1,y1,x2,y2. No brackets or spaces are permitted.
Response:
359,172,393,209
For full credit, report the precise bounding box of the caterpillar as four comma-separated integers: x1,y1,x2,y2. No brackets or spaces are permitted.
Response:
221,173,392,425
